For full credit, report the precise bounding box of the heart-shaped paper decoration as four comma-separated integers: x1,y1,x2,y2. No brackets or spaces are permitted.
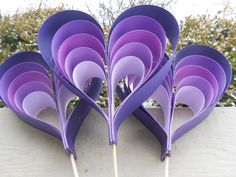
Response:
114,5,232,160
0,5,232,161
37,5,173,145
0,52,101,157
118,45,232,159
0,5,172,156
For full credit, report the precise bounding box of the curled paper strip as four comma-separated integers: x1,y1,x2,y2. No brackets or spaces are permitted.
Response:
118,45,232,159
0,5,232,161
0,52,102,156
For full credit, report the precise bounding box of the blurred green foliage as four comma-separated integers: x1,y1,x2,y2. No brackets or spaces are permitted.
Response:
0,5,66,62
0,5,235,108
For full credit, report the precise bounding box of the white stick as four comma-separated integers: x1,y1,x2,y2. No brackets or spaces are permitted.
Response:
165,156,169,177
112,144,119,177
69,153,79,177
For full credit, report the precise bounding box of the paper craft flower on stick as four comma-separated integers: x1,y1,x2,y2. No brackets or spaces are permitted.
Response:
113,5,231,177
0,51,102,177
0,4,232,177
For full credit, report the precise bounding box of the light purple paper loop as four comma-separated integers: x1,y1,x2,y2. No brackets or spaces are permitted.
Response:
14,82,52,112
176,76,214,107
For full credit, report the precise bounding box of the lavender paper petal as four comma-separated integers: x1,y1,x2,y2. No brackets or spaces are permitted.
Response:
171,44,232,148
7,71,51,109
0,52,61,139
56,33,105,74
38,10,103,67
108,15,166,54
109,5,179,50
175,45,232,94
175,86,205,114
112,59,172,143
64,47,105,81
176,76,214,107
175,55,226,100
110,30,163,68
14,82,52,111
51,20,105,65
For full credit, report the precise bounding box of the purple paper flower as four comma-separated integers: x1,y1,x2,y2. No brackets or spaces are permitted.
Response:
0,5,232,161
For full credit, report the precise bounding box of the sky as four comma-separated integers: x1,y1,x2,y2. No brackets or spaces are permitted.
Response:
0,0,235,21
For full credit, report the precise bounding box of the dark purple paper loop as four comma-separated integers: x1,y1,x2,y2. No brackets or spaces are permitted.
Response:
109,5,179,50
40,12,108,127
119,44,231,160
38,10,106,138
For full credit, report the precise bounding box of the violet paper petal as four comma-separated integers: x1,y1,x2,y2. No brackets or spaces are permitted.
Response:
108,10,168,143
108,15,166,55
109,5,179,50
51,20,105,64
8,71,51,109
112,59,172,143
38,10,103,67
174,45,232,95
56,33,105,74
0,52,61,139
39,10,107,123
110,30,163,68
49,22,107,121
116,55,172,158
171,45,232,144
175,55,226,101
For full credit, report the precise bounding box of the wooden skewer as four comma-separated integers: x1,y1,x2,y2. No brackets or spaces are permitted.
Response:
112,143,119,177
165,156,169,177
69,153,79,177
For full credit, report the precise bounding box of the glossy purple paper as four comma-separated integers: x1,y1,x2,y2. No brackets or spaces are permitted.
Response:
0,5,232,160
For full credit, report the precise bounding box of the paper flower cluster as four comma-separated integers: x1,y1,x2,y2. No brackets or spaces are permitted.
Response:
0,5,232,159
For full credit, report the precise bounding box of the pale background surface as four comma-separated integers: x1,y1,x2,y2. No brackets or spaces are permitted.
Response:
0,107,235,177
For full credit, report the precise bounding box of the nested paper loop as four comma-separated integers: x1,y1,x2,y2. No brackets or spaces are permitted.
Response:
108,15,166,55
110,30,163,68
119,44,231,160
